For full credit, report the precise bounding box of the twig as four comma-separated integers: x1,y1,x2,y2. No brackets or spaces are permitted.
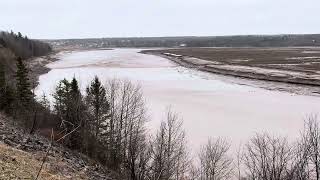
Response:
56,125,80,142
35,128,54,180
34,125,80,179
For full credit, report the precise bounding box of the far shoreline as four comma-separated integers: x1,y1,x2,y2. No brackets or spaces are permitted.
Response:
141,48,320,96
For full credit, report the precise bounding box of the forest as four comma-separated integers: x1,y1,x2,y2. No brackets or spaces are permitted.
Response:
49,34,320,49
0,31,52,59
0,31,52,79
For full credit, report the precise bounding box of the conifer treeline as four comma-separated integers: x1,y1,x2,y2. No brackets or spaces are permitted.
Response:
0,31,52,59
0,31,53,130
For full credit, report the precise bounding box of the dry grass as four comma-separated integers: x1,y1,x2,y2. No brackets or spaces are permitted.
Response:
0,143,88,180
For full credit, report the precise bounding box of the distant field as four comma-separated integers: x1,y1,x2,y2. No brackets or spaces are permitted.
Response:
149,47,320,73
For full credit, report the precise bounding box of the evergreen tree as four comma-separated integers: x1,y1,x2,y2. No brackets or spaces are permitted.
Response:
69,77,83,129
53,77,85,149
85,76,109,139
15,57,33,107
70,77,81,116
0,61,15,112
0,62,6,109
0,62,5,88
0,38,5,47
68,77,84,148
39,93,50,110
53,78,71,123
18,32,22,38
2,85,15,112
70,76,81,98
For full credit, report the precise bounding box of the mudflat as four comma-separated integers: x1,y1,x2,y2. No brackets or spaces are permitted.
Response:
143,47,320,87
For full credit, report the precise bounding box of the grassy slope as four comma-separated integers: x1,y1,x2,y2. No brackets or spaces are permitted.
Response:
0,143,88,180
0,112,117,180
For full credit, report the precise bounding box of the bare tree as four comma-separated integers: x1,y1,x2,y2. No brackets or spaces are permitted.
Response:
235,143,243,180
287,140,311,180
242,133,292,180
104,79,150,179
105,78,120,168
189,163,200,180
198,137,233,180
149,108,190,180
293,115,320,180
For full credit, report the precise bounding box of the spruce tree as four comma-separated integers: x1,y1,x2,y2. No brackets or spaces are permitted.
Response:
0,62,5,89
70,77,81,98
39,93,50,110
53,78,84,149
0,62,15,112
0,62,6,109
53,78,71,121
69,77,82,128
69,77,84,148
18,32,22,38
2,85,15,112
86,76,109,139
15,57,33,107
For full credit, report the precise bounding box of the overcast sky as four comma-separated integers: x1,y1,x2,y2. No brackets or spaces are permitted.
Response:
1,0,319,39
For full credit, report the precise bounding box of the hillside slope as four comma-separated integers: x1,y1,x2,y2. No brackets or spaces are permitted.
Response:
0,113,118,179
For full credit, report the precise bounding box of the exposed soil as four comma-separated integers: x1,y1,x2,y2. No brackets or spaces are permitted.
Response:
142,47,320,87
27,52,60,87
27,48,114,87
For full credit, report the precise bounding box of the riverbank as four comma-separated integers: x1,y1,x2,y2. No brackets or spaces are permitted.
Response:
28,47,111,87
142,48,320,92
28,52,60,86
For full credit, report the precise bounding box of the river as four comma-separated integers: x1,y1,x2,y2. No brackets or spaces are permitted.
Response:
36,48,320,155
